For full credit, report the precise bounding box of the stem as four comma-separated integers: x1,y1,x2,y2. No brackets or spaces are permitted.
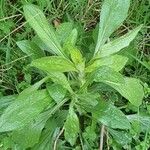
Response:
53,127,64,150
99,125,105,150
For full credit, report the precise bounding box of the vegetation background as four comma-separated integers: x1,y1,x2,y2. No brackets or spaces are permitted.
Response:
0,0,150,149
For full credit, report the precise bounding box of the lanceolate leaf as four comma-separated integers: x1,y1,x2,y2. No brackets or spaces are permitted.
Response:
86,54,128,73
93,101,131,129
16,40,45,59
0,90,52,132
12,111,52,149
23,4,64,56
64,107,79,146
93,66,125,85
47,83,66,103
107,77,144,106
95,0,130,53
31,56,77,72
48,72,73,93
98,25,142,57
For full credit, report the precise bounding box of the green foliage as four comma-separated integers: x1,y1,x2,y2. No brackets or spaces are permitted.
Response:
95,0,130,53
0,0,147,149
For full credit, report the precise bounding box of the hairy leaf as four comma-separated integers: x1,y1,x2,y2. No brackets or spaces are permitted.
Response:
16,40,45,59
48,72,73,93
98,25,142,57
64,107,79,146
93,66,125,85
31,56,77,72
47,83,66,103
95,0,130,53
23,4,64,56
93,101,131,129
0,90,52,132
56,22,73,45
86,55,128,72
109,129,132,146
12,111,51,149
107,77,144,106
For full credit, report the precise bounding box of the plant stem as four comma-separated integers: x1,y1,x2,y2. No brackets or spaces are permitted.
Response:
53,127,64,150
99,125,105,150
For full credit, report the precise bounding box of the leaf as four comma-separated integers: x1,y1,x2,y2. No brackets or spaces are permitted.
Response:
93,66,125,85
64,107,79,146
47,83,66,103
77,92,99,111
18,77,49,100
31,56,77,72
23,4,64,56
98,25,142,57
66,45,83,65
0,95,16,113
56,22,73,45
93,101,131,129
95,0,130,53
107,77,144,106
0,90,52,132
127,114,150,132
48,72,73,93
32,110,67,150
12,111,51,149
16,40,45,59
86,54,128,73
109,129,132,146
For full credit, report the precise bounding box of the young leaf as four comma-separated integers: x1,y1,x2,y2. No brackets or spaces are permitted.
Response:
95,0,130,53
16,40,45,59
0,90,52,132
93,100,131,129
31,56,77,72
98,25,142,57
93,66,125,85
107,77,144,106
47,83,66,103
23,4,64,56
64,107,79,146
86,54,128,73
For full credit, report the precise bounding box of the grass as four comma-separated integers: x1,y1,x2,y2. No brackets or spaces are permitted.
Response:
0,0,150,149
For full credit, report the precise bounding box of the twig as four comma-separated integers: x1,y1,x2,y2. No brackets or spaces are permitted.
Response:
53,127,64,150
99,125,105,150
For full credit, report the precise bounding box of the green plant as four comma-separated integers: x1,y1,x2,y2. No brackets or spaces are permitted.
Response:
0,0,146,149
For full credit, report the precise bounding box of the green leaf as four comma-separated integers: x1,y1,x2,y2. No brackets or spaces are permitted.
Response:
0,95,16,113
109,129,132,146
56,22,73,45
47,83,66,103
31,56,77,72
86,54,128,73
12,111,51,149
93,101,131,129
66,45,83,65
0,90,52,132
107,77,144,106
93,66,125,85
16,40,45,59
64,107,79,146
95,0,130,53
48,72,73,93
18,77,49,100
77,92,99,111
23,4,64,56
127,114,150,132
98,25,142,57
